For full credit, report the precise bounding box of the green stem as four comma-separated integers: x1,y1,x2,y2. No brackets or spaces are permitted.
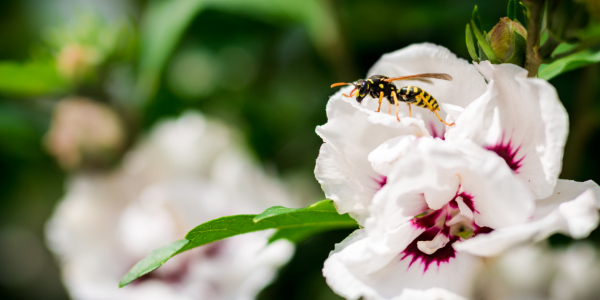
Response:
523,0,545,77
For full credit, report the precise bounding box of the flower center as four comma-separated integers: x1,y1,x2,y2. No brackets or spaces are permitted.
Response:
401,189,492,272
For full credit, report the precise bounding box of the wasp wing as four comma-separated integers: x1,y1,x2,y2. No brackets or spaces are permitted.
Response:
384,73,453,83
412,78,433,84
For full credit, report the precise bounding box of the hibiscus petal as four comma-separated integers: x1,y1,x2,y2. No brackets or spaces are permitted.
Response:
370,138,534,228
323,229,481,300
315,95,427,224
454,180,600,256
370,137,462,211
455,140,535,228
323,229,380,300
446,62,568,199
369,135,419,176
365,209,428,273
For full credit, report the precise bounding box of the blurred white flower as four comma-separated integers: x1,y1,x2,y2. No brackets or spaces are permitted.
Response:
46,111,296,300
476,242,600,300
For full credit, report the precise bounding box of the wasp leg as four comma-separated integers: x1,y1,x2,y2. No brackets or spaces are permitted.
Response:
392,91,401,122
407,103,412,117
377,92,384,112
433,110,454,126
342,89,357,98
414,94,454,126
388,101,392,114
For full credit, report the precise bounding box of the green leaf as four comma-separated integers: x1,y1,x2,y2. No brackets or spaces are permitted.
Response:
539,49,600,80
465,24,480,62
252,199,341,222
472,5,482,31
504,31,527,67
520,2,528,25
0,61,68,97
119,200,358,287
118,239,189,288
134,0,205,105
268,226,336,244
470,20,500,64
508,0,517,21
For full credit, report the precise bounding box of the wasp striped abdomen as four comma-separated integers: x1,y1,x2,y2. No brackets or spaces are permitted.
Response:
399,86,440,111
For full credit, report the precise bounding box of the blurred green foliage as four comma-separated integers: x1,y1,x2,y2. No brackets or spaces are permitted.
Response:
0,61,67,96
1,1,600,299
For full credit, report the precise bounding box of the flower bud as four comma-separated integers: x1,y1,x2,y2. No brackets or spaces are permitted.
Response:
486,17,527,67
56,44,99,82
44,97,125,170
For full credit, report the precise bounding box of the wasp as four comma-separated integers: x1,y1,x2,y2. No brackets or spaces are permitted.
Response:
330,73,454,126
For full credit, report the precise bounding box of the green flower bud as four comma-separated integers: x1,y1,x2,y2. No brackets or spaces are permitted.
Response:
486,17,528,67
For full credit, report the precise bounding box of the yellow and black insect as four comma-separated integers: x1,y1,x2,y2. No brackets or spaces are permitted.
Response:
330,73,454,126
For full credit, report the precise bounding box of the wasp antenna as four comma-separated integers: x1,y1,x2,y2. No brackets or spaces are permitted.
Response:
330,82,353,88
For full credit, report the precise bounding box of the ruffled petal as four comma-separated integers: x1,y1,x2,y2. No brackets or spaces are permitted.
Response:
446,62,568,199
369,137,461,211
454,180,600,256
370,137,534,228
364,209,429,273
315,95,427,223
323,229,481,300
368,135,419,176
323,229,376,300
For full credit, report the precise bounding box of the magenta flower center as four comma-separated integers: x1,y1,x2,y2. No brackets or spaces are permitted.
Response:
401,189,492,272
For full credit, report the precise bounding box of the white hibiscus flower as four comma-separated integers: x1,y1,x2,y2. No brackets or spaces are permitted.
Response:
316,44,569,224
46,111,295,300
316,44,598,299
323,136,600,299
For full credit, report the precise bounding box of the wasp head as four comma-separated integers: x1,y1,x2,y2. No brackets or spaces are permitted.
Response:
354,79,370,103
330,79,370,103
